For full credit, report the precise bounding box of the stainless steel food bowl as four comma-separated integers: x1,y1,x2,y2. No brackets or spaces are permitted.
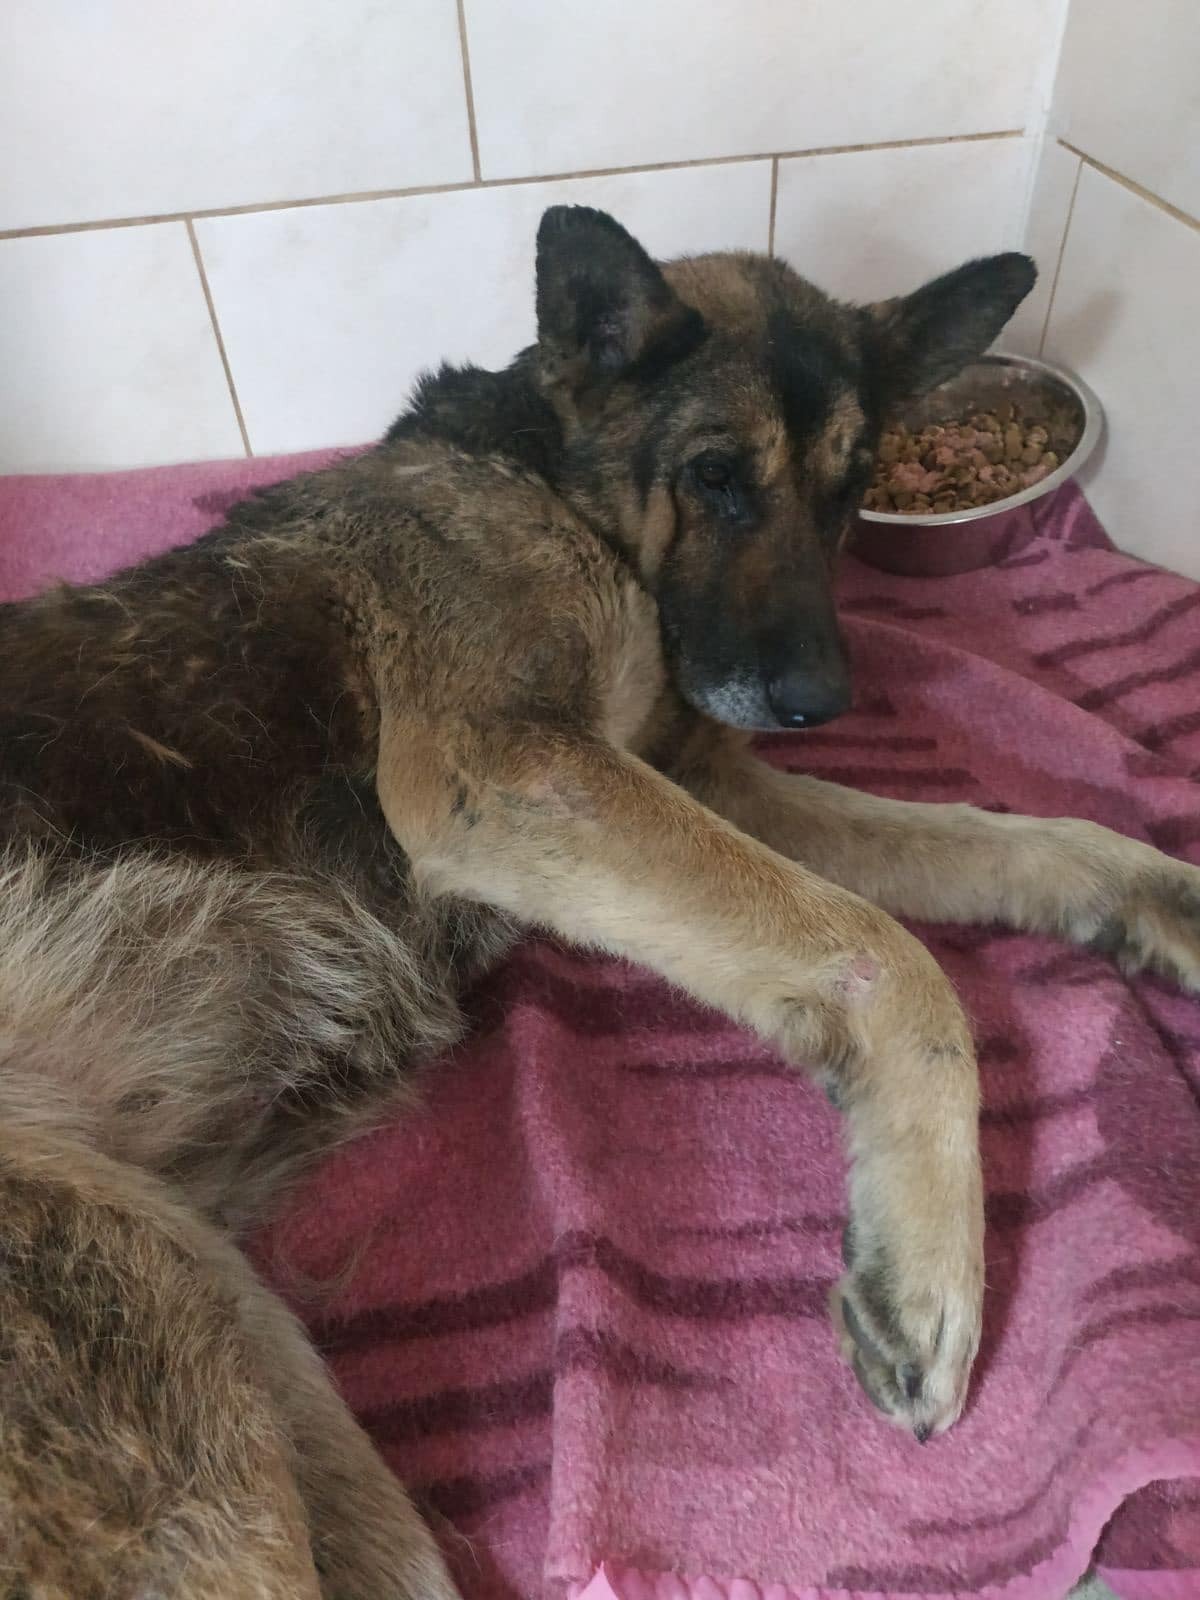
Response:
851,352,1104,577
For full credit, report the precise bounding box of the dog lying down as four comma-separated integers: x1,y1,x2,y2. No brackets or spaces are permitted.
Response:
1,206,1197,1598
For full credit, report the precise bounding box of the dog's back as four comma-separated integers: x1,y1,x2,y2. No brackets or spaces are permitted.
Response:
0,438,616,1212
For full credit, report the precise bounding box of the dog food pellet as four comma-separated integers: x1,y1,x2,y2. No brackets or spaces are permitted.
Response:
862,398,1081,515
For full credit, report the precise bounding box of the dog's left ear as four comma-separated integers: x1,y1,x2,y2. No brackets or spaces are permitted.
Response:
535,205,701,389
865,253,1037,402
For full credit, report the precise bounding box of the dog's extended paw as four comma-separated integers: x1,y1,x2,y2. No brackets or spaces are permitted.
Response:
832,1217,982,1441
1084,858,1200,992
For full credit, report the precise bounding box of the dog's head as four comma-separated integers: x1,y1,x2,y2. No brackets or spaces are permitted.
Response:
532,205,1035,730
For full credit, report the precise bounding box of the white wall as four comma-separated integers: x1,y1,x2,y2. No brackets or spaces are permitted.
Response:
9,1,1193,582
1,0,1045,473
1007,0,1200,578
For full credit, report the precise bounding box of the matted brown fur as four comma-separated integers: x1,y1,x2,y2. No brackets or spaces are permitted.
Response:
2,207,1198,1596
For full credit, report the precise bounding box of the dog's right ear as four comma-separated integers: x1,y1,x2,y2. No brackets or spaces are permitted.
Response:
535,206,701,390
864,253,1037,403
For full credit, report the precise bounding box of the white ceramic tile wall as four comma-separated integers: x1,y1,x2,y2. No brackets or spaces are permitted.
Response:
1042,165,1200,580
4,0,1057,476
773,139,1032,305
1,0,473,231
6,0,1196,588
463,0,1039,179
1004,139,1080,355
3,2,1057,474
196,162,772,454
0,226,243,472
1052,0,1200,222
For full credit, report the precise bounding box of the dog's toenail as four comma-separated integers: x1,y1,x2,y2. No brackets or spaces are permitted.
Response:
842,1297,888,1370
914,1423,932,1444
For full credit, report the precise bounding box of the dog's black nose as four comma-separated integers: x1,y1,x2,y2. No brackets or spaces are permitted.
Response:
766,670,851,729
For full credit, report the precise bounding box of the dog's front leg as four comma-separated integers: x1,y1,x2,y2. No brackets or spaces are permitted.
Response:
674,728,1200,992
380,720,983,1437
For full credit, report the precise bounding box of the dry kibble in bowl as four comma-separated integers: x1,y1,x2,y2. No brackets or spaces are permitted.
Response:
862,399,1082,515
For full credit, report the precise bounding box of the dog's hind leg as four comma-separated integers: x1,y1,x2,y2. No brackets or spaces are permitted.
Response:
380,719,984,1439
0,1123,458,1600
674,730,1200,992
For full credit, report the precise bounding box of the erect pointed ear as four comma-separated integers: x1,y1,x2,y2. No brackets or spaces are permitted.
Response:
535,205,702,389
865,253,1037,403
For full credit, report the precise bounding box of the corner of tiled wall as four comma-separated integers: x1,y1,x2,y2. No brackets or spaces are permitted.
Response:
1013,0,1199,578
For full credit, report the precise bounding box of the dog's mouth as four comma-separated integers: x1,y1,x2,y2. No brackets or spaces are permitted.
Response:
678,672,779,732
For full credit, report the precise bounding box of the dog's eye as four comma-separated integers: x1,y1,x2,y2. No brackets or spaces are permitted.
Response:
693,454,734,491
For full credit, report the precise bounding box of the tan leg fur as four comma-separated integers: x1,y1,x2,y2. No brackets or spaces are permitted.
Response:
379,718,983,1436
672,722,1200,992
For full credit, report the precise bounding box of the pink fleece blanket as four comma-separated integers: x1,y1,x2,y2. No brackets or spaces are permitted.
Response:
2,456,1199,1600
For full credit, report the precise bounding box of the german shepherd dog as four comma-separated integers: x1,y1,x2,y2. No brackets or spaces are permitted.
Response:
2,205,1198,1597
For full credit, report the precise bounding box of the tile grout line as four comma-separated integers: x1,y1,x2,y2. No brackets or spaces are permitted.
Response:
767,157,779,256
454,0,483,184
186,219,252,457
1036,151,1084,359
1058,140,1199,233
0,129,1024,242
